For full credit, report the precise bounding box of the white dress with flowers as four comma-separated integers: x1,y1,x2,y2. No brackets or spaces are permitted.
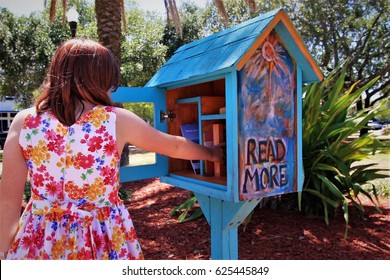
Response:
7,105,143,260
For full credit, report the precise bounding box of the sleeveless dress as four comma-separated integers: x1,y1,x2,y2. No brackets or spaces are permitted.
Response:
7,105,144,260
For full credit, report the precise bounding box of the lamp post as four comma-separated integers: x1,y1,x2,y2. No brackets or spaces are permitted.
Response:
66,7,79,38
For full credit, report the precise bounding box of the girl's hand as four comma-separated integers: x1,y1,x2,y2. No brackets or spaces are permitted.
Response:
209,144,225,163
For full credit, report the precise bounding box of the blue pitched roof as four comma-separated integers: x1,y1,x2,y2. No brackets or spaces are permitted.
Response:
146,9,321,88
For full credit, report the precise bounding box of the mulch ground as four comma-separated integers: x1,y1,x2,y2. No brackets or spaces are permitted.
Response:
123,178,390,260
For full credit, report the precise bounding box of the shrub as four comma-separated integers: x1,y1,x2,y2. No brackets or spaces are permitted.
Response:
300,63,389,237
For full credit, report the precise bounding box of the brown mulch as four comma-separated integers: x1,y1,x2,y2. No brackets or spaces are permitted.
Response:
123,178,390,260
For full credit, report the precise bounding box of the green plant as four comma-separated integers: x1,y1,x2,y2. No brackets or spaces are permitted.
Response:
362,178,390,198
23,182,31,203
301,63,389,237
169,192,203,223
118,186,132,201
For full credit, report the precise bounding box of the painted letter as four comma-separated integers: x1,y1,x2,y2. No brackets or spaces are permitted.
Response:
243,168,260,193
276,139,286,162
267,137,276,162
279,164,288,187
260,167,270,189
270,164,279,188
259,140,267,163
246,138,258,165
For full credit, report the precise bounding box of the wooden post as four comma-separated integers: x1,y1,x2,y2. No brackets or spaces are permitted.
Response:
195,193,261,260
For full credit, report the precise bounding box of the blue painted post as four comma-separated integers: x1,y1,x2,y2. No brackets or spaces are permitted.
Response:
195,193,262,260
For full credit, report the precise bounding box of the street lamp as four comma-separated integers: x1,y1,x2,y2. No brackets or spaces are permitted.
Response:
66,7,79,38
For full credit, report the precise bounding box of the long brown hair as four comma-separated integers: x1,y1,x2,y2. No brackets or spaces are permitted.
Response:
36,38,120,126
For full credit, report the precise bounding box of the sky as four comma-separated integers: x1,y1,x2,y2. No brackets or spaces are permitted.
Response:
0,0,208,16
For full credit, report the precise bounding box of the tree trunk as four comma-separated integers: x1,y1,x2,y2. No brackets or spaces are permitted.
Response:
95,0,122,64
214,0,229,27
95,0,128,166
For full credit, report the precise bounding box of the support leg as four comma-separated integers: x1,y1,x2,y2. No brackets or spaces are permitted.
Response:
195,193,261,260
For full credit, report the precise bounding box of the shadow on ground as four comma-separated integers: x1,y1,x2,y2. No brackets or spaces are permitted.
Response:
123,178,390,260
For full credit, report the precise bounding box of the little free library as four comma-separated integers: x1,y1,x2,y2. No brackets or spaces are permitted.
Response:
112,8,323,259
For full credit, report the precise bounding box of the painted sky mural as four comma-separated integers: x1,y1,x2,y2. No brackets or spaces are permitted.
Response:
238,30,297,200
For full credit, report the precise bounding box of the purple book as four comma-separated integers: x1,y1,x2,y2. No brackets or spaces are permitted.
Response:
180,124,200,174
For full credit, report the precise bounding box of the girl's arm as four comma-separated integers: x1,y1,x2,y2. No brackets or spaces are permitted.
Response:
0,112,28,259
116,107,224,162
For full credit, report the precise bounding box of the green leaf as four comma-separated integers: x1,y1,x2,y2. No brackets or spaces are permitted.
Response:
169,195,198,221
177,210,190,222
322,199,329,225
322,67,346,112
180,208,204,223
358,187,382,213
316,174,345,200
298,191,302,211
304,188,340,208
342,200,349,238
314,163,344,178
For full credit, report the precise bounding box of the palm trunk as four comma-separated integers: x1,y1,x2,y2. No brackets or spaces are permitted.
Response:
95,0,122,64
214,0,229,27
164,0,182,38
95,0,127,165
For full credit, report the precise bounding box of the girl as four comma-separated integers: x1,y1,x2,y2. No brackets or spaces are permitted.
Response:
0,38,223,260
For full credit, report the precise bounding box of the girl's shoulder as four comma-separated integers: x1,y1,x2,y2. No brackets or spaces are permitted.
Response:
17,107,36,116
114,106,140,125
5,107,37,136
13,107,36,122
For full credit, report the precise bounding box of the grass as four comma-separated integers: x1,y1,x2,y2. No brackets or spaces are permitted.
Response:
354,142,390,198
359,152,390,176
362,178,390,198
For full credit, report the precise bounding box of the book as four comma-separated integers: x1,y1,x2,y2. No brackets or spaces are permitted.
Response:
203,131,214,176
180,124,200,174
213,123,226,177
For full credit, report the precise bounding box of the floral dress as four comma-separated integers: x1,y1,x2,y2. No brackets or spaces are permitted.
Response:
7,105,143,260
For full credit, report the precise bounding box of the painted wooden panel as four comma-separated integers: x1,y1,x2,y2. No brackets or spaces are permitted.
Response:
238,30,298,200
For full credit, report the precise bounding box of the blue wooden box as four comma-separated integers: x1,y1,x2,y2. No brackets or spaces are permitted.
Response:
112,9,323,203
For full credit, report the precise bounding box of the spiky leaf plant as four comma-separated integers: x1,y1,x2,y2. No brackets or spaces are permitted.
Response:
300,63,389,237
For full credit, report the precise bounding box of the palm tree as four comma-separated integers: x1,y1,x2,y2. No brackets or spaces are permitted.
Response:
164,0,182,38
212,0,258,27
95,0,124,63
48,0,259,61
47,0,125,63
214,0,229,27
